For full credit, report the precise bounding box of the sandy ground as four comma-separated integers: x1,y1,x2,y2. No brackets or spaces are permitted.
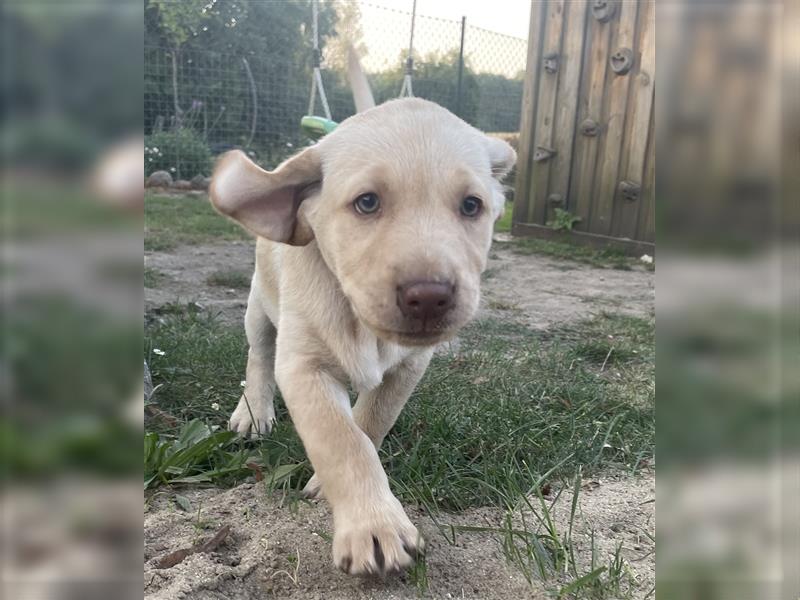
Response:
144,473,654,600
144,238,655,599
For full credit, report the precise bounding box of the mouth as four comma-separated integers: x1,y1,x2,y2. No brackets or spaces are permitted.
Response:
368,323,458,347
347,294,470,347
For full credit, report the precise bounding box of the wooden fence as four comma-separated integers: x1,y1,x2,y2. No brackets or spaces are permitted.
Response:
513,0,654,254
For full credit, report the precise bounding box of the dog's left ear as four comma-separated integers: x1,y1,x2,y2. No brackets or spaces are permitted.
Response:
484,136,517,180
209,148,321,245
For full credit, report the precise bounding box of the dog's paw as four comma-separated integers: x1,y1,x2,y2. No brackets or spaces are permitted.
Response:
302,473,324,500
333,495,423,576
228,395,274,437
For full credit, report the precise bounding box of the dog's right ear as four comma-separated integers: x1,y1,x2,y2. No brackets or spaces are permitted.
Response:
210,148,321,245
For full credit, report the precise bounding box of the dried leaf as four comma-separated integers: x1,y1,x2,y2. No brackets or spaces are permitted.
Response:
154,525,231,569
246,461,264,482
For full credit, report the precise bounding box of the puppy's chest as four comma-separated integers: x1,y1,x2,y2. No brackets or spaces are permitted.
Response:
342,335,414,393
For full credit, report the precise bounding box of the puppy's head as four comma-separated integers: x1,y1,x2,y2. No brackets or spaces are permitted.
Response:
211,98,515,347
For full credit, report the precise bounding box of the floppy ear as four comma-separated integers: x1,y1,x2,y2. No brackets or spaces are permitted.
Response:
484,135,517,180
209,148,321,245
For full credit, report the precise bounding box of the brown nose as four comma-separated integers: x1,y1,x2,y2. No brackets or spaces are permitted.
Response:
397,281,455,320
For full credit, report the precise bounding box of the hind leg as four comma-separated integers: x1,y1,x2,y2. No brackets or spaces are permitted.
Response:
230,282,277,437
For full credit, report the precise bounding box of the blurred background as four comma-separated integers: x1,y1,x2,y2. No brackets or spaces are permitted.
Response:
1,0,143,598
655,2,797,599
1,0,798,598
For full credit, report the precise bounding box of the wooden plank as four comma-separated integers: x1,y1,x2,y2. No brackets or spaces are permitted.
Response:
512,1,547,228
636,106,655,242
613,0,655,239
547,0,589,225
511,221,655,256
591,0,639,236
568,3,613,232
529,0,567,225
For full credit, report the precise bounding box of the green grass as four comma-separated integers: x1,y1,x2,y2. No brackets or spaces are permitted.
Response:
145,193,251,251
144,267,166,288
145,308,653,503
206,270,251,289
492,470,636,599
501,237,654,271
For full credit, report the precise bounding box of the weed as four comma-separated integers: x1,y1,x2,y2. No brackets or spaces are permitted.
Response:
408,547,429,596
144,419,254,488
144,267,166,288
547,208,582,232
206,270,251,289
271,548,302,587
486,298,519,311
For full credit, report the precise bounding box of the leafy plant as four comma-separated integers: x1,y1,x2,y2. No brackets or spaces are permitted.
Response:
547,208,582,232
144,418,306,491
145,128,212,178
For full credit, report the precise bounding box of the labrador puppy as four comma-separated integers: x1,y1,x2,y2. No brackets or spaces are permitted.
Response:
210,86,515,576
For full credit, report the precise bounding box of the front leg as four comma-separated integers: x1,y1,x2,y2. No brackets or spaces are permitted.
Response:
354,350,433,448
303,350,433,499
276,349,422,575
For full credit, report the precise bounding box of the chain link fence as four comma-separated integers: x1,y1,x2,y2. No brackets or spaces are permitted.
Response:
144,1,527,181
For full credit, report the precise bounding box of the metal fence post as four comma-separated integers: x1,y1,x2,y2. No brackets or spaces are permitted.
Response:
456,16,466,118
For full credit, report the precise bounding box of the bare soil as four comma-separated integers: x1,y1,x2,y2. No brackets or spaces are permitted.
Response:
144,473,654,600
144,238,655,599
145,239,654,330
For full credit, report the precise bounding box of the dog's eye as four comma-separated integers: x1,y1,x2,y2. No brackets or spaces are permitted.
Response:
460,196,483,217
353,193,380,215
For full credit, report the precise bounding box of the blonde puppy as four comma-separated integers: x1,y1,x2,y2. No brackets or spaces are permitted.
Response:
210,84,515,575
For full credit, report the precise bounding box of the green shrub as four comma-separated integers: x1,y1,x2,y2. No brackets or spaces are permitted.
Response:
145,129,212,179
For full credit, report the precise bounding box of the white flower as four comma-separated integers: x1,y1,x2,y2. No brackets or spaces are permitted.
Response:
240,380,247,387
286,142,293,148
211,402,220,411
152,147,159,153
169,167,176,172
153,348,165,356
640,254,653,264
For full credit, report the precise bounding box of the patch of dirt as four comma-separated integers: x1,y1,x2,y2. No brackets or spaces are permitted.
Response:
481,245,654,329
145,241,254,326
144,484,541,600
546,472,656,596
144,473,654,599
145,240,654,330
